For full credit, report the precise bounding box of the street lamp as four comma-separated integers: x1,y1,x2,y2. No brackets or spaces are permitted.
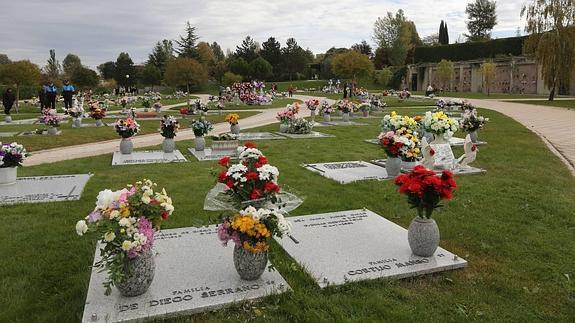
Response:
126,74,130,94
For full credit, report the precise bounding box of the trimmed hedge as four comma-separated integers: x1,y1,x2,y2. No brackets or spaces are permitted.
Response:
414,36,526,63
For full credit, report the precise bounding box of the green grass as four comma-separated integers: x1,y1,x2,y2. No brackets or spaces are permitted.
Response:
170,98,302,111
507,99,575,110
1,108,574,322
298,92,435,108
0,111,259,152
411,91,559,100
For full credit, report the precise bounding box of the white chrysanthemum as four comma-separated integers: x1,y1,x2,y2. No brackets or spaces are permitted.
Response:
104,231,116,242
257,164,279,181
75,220,88,236
119,218,131,227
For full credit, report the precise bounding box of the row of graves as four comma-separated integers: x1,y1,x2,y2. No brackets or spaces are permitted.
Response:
0,94,489,322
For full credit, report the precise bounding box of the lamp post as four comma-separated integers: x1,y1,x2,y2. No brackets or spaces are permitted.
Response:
126,74,130,94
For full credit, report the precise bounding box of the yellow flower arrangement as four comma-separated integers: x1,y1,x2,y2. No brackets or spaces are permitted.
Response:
225,113,240,125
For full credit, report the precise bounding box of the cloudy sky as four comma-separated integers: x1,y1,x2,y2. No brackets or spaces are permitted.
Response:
0,0,527,69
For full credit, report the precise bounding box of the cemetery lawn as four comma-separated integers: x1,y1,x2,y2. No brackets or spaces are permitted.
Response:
1,107,574,321
300,92,435,107
171,98,302,111
0,111,259,152
507,99,575,110
411,91,557,100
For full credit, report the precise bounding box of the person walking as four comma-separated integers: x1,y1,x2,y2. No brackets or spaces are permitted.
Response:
62,80,75,110
343,83,348,99
288,84,294,98
45,81,57,110
2,88,16,116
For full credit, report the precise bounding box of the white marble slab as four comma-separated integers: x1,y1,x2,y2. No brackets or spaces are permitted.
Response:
82,226,290,323
321,121,367,126
112,151,188,166
370,159,486,175
188,148,238,161
236,132,286,140
17,130,62,136
275,209,467,288
449,137,487,146
0,118,38,125
276,131,335,139
303,161,392,184
0,174,92,205
0,132,19,137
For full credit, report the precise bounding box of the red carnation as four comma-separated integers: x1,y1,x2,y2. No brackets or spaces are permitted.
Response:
250,188,263,200
218,156,231,167
161,211,169,220
218,171,228,182
225,180,235,188
264,182,280,192
245,172,258,181
257,156,268,165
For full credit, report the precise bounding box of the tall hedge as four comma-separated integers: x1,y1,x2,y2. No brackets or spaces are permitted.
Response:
413,36,526,63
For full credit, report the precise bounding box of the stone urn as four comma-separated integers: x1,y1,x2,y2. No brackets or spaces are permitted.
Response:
342,112,350,122
407,217,440,257
195,135,205,151
310,109,316,119
401,160,418,171
386,156,401,177
120,137,133,154
116,249,155,297
72,118,82,128
0,167,17,185
233,245,267,281
230,123,240,135
4,115,12,123
323,114,331,122
162,138,175,153
362,110,369,117
47,127,58,135
468,130,478,143
95,119,104,127
432,133,449,145
279,123,289,133
423,131,434,144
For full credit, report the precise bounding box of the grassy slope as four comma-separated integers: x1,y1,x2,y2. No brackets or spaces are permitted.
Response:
507,100,575,110
1,108,574,322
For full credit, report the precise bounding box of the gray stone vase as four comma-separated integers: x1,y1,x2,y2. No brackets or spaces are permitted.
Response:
120,138,133,154
279,123,289,133
162,138,175,153
323,114,331,122
5,115,12,123
116,249,155,297
230,124,240,135
72,118,82,128
195,135,205,151
469,130,478,143
407,217,440,257
95,119,104,127
342,112,350,122
233,245,267,281
386,156,401,176
47,127,58,135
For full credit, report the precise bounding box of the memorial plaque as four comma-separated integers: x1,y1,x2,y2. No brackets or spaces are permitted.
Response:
276,131,335,139
237,132,286,141
112,151,188,166
0,118,38,126
321,121,367,126
275,209,467,288
370,159,486,175
303,161,391,184
82,226,290,323
188,148,238,161
18,130,62,136
0,132,19,137
430,144,455,169
364,138,379,145
449,137,487,146
0,174,92,205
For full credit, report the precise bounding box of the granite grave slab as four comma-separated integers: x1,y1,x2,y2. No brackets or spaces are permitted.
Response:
188,148,238,161
82,226,290,323
17,130,62,136
236,132,287,140
275,209,467,288
370,159,486,175
0,174,92,205
112,150,188,166
321,121,367,126
0,132,20,137
303,161,391,184
0,118,38,125
276,131,335,139
449,137,487,146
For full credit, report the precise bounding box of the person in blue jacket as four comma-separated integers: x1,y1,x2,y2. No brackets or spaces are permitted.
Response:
62,80,75,110
45,81,57,110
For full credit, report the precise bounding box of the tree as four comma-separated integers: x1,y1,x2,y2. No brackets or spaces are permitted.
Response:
141,64,162,90
260,37,282,78
522,0,575,100
71,66,99,89
480,61,496,95
465,0,497,41
62,54,82,77
351,40,373,58
0,60,42,111
114,52,135,87
374,68,393,87
197,42,216,66
148,40,174,74
97,61,116,79
250,57,273,80
439,20,450,45
373,10,405,49
422,33,440,46
331,50,374,80
228,57,251,78
235,36,260,62
212,60,228,82
164,57,208,98
44,49,61,80
223,72,243,86
281,38,312,80
373,47,391,68
210,42,225,61
175,21,199,59
373,10,421,66
436,59,454,89
0,54,11,65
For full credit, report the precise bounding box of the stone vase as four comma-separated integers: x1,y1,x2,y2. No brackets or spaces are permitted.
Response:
342,112,350,122
195,135,205,151
469,130,478,143
432,133,448,145
423,131,434,144
233,245,267,281
323,114,331,122
401,160,418,171
116,249,155,297
230,123,240,135
407,217,440,257
362,110,369,117
162,138,175,153
0,167,17,185
279,123,289,133
95,119,104,127
47,127,58,135
120,138,133,154
310,110,316,118
5,115,12,123
72,118,82,128
386,156,401,177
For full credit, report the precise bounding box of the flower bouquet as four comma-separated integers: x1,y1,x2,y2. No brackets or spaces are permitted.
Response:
142,97,151,112
226,113,241,135
0,142,29,185
179,107,190,117
191,118,213,151
287,117,313,134
422,111,458,143
358,102,371,117
89,107,107,126
114,118,140,138
459,109,488,143
395,127,421,167
75,179,174,296
320,101,334,122
381,111,418,132
218,206,291,280
395,165,456,256
160,115,179,153
305,99,320,111
276,106,297,132
211,133,239,151
41,109,62,127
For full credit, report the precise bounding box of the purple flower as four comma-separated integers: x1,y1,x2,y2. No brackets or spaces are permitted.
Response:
87,210,102,223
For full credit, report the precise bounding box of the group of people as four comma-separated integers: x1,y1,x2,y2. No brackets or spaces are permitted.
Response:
38,80,76,110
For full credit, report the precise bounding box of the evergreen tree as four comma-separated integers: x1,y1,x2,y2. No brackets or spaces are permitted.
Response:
97,61,116,79
351,40,373,59
113,52,135,87
62,54,82,76
260,37,282,79
148,40,174,74
281,38,312,80
443,22,450,44
0,54,11,65
235,36,260,62
175,21,199,59
44,49,61,79
210,42,225,61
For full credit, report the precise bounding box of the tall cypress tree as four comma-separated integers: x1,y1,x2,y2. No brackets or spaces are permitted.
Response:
439,21,445,44
443,22,449,44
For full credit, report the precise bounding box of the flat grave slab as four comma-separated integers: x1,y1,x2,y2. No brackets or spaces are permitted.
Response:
0,118,38,125
321,121,367,126
303,161,391,184
188,148,237,161
17,130,62,136
370,159,486,175
0,132,19,137
0,174,92,205
449,137,487,146
82,226,290,323
275,209,467,288
112,150,188,166
276,131,335,139
236,132,286,141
